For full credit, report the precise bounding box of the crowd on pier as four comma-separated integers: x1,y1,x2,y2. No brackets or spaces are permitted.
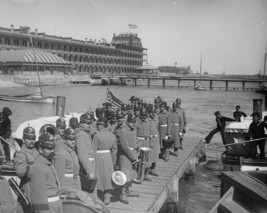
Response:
0,95,187,213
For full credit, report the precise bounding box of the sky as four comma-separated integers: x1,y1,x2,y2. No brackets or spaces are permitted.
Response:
1,0,267,75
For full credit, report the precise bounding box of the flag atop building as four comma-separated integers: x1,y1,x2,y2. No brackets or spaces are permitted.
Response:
128,24,137,29
106,89,124,110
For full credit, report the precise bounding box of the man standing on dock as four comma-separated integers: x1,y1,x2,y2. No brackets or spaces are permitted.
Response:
176,98,187,149
203,111,235,145
54,117,66,152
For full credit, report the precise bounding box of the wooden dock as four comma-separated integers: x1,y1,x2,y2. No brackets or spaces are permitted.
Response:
107,137,203,213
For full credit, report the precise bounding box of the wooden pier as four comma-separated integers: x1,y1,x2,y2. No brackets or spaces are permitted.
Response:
107,137,203,213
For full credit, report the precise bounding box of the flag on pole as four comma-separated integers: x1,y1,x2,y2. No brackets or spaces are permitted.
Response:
106,89,124,110
128,24,137,29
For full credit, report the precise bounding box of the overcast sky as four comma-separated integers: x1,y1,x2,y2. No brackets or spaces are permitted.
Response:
1,0,267,75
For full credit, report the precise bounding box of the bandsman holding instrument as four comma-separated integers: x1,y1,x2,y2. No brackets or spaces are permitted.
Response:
176,98,187,149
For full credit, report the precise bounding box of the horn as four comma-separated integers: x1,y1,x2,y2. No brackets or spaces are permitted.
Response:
39,124,57,136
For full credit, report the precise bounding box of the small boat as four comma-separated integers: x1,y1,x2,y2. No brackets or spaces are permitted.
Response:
194,53,206,91
0,88,55,103
220,117,267,171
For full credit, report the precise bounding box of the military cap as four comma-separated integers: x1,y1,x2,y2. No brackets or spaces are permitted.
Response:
116,113,124,120
96,117,108,126
236,105,240,109
176,98,181,104
80,113,93,125
140,109,147,117
214,111,220,115
69,117,79,129
95,107,103,115
251,111,260,117
23,127,36,140
56,117,67,129
160,101,167,108
38,133,55,149
127,114,136,123
64,128,75,140
2,107,12,116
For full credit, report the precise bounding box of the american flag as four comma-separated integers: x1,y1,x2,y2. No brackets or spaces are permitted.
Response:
106,89,124,110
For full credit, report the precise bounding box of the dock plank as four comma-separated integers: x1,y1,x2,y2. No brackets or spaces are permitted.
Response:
108,137,201,213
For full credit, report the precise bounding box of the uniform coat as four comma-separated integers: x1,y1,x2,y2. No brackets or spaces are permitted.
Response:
14,144,39,199
54,134,64,152
148,116,160,163
119,126,138,182
29,154,62,213
170,111,184,148
75,127,95,175
177,107,187,132
93,128,117,191
157,111,171,148
54,143,81,194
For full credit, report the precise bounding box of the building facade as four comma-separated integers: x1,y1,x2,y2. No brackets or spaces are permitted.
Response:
0,25,147,76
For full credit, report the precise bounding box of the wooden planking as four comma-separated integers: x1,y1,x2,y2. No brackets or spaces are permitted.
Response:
108,137,201,213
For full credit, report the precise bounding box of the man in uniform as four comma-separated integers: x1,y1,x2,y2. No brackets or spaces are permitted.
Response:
54,117,66,151
233,105,247,122
76,113,96,193
176,98,187,149
93,117,117,205
114,113,125,171
203,111,235,145
14,126,39,212
54,128,81,195
158,102,171,161
118,114,139,204
170,102,184,157
148,108,160,176
69,117,79,130
29,132,63,213
135,110,152,182
248,112,267,159
0,107,12,160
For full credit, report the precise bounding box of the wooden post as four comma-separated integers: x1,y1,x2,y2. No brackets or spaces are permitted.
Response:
134,78,137,87
225,81,228,91
55,96,66,117
148,78,150,87
162,79,165,88
193,79,196,87
253,99,262,116
178,80,181,89
210,80,213,90
242,81,245,91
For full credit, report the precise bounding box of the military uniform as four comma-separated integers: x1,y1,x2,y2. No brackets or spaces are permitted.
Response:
0,108,12,159
29,154,62,213
54,134,65,152
170,110,184,151
148,116,160,164
54,143,81,194
93,128,117,191
14,144,39,199
158,110,171,148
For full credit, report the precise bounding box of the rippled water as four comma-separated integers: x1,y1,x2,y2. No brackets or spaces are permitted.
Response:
0,84,263,212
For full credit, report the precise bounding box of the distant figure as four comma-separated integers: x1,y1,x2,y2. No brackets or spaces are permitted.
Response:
0,107,12,160
203,111,235,145
233,105,247,122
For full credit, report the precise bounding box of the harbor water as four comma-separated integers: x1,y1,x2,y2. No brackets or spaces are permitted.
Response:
0,84,263,213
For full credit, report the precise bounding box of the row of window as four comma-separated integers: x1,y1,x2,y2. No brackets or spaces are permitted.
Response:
0,37,143,59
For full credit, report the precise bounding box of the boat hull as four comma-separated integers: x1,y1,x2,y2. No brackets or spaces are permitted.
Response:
0,95,55,103
221,151,267,171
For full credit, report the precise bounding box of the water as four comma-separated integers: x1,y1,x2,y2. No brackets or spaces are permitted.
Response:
0,84,263,212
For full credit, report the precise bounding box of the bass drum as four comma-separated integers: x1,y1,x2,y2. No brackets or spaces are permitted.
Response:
62,190,110,213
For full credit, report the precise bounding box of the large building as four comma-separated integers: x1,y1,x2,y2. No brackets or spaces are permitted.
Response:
0,25,147,76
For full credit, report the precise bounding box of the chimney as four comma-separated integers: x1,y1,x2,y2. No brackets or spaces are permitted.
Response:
35,29,38,36
85,38,87,43
11,24,14,33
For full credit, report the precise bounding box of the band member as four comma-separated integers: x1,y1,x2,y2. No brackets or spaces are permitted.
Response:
176,98,187,149
29,132,63,213
69,117,79,130
54,128,81,195
54,117,66,151
0,107,12,160
118,114,139,204
158,102,171,161
93,117,117,205
170,102,184,157
136,110,152,182
76,113,96,193
148,108,160,176
14,126,39,212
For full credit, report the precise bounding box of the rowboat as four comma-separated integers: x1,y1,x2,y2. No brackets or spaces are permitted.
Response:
0,93,55,103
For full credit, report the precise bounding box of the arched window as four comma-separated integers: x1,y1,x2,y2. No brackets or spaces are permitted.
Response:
4,38,11,45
